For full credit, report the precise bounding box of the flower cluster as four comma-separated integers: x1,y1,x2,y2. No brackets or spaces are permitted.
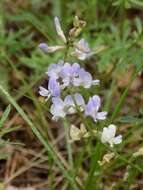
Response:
38,16,122,147
39,17,92,61
39,61,101,121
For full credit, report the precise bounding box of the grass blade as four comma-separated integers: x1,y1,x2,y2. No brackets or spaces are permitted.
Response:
0,104,11,128
0,85,79,190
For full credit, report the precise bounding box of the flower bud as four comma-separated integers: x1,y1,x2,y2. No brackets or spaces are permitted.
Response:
39,43,65,53
54,17,67,43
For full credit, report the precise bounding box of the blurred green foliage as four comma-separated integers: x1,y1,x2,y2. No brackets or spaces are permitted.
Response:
0,0,143,189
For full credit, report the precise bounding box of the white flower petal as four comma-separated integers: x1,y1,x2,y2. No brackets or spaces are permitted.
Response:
74,93,85,107
97,112,107,120
39,86,50,97
50,97,66,120
101,127,111,143
108,124,117,137
101,124,122,147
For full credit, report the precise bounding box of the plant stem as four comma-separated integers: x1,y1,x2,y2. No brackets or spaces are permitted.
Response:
63,118,74,168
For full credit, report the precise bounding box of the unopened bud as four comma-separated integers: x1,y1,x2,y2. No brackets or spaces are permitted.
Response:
39,43,65,53
54,17,67,43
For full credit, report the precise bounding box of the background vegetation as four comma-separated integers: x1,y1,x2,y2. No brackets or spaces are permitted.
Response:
0,0,143,189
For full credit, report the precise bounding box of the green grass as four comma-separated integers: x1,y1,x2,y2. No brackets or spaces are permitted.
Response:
0,0,143,189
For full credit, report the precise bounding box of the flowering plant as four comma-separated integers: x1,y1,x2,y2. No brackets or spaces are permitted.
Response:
39,16,122,158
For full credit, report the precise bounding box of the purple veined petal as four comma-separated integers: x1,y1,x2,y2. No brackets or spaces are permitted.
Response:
60,63,71,78
47,64,58,78
78,69,92,88
64,93,85,107
64,95,74,106
85,95,102,122
74,93,85,107
71,63,81,74
114,135,122,144
48,78,60,97
64,93,85,114
54,17,67,43
39,43,49,52
85,97,94,116
85,95,101,115
64,95,76,114
47,60,65,79
60,63,81,87
97,111,107,120
91,95,101,111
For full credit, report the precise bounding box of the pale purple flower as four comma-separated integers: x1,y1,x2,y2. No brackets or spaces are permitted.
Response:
74,39,92,60
39,43,65,53
50,97,66,120
64,93,85,113
39,86,50,100
60,62,81,87
101,124,122,147
77,69,100,88
59,62,99,88
85,95,107,122
39,78,60,100
46,60,64,79
50,93,85,120
48,77,60,97
54,17,67,43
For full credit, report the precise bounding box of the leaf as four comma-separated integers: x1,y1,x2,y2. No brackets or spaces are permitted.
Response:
135,17,142,34
0,126,20,137
130,49,143,70
130,0,143,7
117,116,143,124
0,105,11,129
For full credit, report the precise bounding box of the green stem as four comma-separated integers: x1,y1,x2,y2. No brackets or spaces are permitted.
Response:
63,118,74,168
84,142,104,190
